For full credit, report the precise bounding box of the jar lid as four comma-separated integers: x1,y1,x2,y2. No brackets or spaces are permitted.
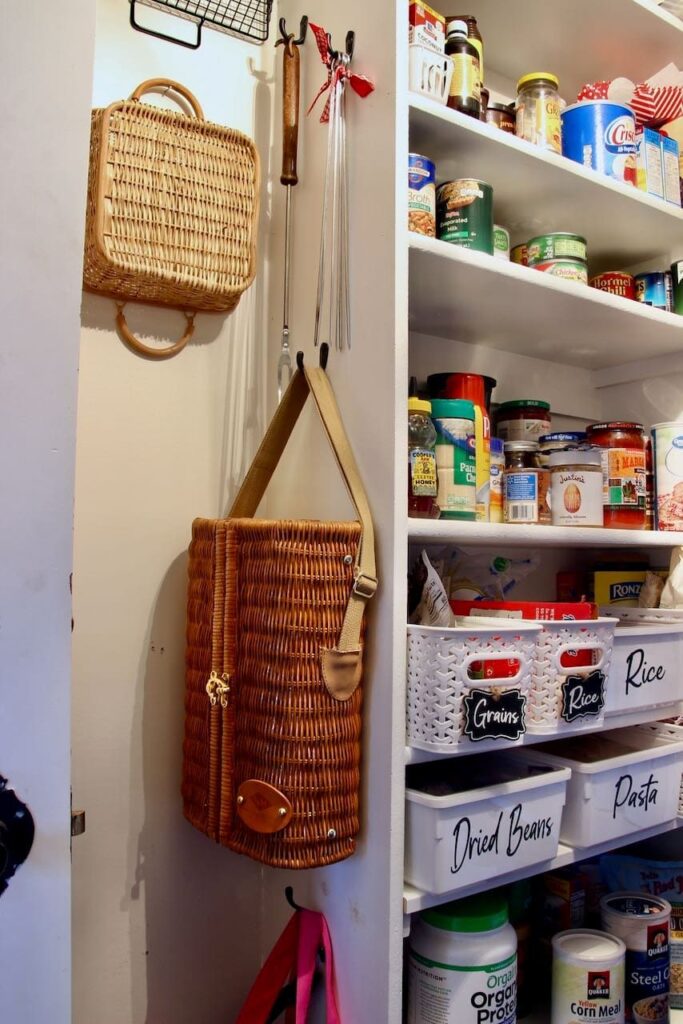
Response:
549,448,602,467
600,892,672,920
587,422,644,433
497,400,551,413
446,19,469,35
517,72,559,90
552,930,626,966
488,102,513,113
504,440,539,451
408,397,432,415
431,398,475,419
422,893,509,933
539,432,586,445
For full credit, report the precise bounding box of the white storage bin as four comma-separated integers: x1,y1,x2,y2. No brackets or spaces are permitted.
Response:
404,755,570,894
406,620,540,753
408,43,453,105
601,619,683,717
518,725,683,848
527,617,617,735
637,721,683,815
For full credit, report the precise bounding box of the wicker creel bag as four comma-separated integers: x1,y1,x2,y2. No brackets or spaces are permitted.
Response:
182,357,377,869
83,78,259,358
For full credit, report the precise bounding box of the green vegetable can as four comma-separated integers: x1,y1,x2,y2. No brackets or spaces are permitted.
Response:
527,233,587,265
436,179,494,253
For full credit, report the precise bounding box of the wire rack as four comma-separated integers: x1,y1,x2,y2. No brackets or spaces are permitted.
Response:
130,0,273,47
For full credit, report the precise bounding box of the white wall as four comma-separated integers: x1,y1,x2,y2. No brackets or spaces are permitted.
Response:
0,4,95,1022
71,3,283,1021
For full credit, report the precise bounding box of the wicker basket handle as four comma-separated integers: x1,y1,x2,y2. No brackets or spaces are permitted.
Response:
130,78,205,120
229,364,377,701
116,304,195,359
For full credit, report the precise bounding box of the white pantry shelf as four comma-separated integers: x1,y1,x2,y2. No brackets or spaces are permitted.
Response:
405,702,683,763
408,518,683,548
409,234,683,370
409,97,683,271
402,819,683,916
462,0,683,102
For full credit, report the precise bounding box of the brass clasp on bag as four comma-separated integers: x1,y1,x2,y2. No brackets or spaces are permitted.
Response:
205,670,230,708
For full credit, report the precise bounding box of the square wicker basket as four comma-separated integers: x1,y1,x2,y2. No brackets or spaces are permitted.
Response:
84,78,260,329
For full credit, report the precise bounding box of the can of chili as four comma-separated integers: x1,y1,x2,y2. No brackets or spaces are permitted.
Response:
589,272,636,300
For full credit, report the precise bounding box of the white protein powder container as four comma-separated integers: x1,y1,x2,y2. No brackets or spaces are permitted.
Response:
552,929,626,1024
407,892,517,1024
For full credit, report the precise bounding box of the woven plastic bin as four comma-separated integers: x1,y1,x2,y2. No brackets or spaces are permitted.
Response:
406,620,540,753
84,78,260,357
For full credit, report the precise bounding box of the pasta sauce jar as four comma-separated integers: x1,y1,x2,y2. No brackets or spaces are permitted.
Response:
586,422,647,530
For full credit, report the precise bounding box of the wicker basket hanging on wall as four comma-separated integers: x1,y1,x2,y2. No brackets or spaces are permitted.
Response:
83,78,260,358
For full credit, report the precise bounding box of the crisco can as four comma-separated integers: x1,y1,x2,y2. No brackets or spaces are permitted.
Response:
561,101,637,185
408,152,436,237
436,179,494,253
590,272,636,300
533,259,588,284
635,272,668,310
527,233,587,265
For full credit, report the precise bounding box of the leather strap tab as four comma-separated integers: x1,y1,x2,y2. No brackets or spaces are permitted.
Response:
228,364,377,680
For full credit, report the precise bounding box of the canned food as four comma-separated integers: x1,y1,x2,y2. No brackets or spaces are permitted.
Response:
436,179,494,253
665,270,674,312
510,243,528,266
671,259,683,313
493,224,510,261
561,101,637,186
408,153,436,237
486,102,515,133
652,421,683,530
534,259,588,284
635,272,668,310
527,233,587,265
590,272,636,300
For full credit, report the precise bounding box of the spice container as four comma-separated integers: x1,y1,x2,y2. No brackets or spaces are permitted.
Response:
489,437,504,522
516,72,561,153
601,893,672,1024
586,422,646,530
408,894,517,1023
486,102,515,133
436,179,493,253
431,398,476,520
445,20,481,118
549,449,603,527
408,397,439,519
504,440,551,524
408,153,436,237
496,399,551,442
552,930,626,1024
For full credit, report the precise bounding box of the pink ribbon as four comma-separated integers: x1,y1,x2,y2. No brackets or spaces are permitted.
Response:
307,20,375,124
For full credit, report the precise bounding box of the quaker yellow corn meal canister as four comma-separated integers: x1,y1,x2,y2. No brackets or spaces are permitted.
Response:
551,929,626,1024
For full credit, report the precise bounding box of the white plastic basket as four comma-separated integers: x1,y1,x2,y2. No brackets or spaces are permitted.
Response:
527,617,618,734
637,720,683,815
408,43,453,105
406,620,540,753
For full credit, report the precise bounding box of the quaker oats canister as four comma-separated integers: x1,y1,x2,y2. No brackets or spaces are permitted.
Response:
551,929,626,1024
652,421,683,530
600,893,671,1024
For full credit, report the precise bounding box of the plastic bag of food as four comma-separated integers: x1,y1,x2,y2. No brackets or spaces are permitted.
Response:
660,547,683,608
433,546,540,601
408,549,452,626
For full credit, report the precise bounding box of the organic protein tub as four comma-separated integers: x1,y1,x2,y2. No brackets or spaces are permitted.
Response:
527,233,587,265
600,893,671,1024
551,929,626,1024
436,179,494,253
561,101,637,185
652,421,683,530
408,893,517,1024
408,153,436,237
431,398,476,520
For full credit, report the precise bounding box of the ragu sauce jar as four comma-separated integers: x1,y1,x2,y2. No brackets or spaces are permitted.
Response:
586,422,647,530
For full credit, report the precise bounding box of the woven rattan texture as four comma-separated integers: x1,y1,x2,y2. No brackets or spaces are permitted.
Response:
183,517,365,869
84,100,259,311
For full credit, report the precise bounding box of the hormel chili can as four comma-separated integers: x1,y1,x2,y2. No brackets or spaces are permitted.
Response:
562,101,637,186
589,272,636,300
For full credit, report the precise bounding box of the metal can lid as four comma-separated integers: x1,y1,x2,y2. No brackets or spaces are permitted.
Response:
498,400,551,413
528,233,587,245
549,448,602,467
587,422,644,433
517,72,559,91
504,440,539,451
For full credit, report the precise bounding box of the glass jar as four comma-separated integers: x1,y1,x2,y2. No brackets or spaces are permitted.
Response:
516,73,561,153
504,440,550,524
495,399,551,442
445,21,481,119
447,14,484,85
486,102,516,134
549,448,603,527
408,397,438,519
431,398,476,520
586,422,646,530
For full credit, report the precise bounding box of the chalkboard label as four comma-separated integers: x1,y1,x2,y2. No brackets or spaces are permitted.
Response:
463,688,527,742
561,669,605,723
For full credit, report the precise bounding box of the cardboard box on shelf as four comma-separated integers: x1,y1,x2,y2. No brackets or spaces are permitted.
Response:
408,0,445,53
663,134,682,205
636,127,665,198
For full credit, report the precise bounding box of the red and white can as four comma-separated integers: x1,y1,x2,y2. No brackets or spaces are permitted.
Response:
590,272,636,300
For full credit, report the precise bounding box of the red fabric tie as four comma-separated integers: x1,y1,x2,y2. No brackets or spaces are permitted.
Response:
306,21,374,124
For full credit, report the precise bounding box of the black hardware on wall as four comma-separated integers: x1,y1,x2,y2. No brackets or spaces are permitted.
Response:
129,0,274,49
0,776,35,896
